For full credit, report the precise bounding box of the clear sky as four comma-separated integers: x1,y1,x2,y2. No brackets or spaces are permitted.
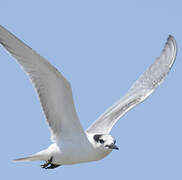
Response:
0,0,181,179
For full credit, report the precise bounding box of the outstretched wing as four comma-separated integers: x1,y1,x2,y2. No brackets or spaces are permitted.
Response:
0,25,85,142
87,35,177,134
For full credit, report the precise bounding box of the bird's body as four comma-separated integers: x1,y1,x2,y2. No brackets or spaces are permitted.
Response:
37,133,111,165
0,25,177,169
16,133,112,167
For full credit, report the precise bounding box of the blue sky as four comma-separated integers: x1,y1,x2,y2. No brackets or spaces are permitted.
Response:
0,0,182,179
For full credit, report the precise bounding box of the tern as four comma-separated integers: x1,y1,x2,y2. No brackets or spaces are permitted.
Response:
0,25,177,169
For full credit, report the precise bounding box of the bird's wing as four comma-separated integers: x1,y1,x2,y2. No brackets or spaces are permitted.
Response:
87,35,177,134
0,25,85,142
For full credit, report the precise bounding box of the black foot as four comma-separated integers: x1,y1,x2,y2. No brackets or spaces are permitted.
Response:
40,156,53,169
44,164,60,169
40,157,60,169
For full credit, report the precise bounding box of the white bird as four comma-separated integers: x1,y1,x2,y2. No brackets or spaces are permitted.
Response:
0,25,177,169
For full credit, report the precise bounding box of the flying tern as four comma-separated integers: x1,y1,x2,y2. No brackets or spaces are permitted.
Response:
0,25,177,169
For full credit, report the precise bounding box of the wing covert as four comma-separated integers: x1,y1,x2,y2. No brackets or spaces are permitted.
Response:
87,35,177,134
0,25,85,142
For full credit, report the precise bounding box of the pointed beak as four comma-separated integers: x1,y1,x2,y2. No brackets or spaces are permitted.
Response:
106,144,119,150
111,144,119,150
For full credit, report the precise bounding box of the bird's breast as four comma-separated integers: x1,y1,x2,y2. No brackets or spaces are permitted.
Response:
52,140,111,165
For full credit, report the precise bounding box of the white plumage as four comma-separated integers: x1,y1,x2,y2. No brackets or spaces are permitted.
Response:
0,25,177,169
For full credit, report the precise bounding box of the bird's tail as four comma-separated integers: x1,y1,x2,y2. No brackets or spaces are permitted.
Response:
14,155,40,162
14,150,48,162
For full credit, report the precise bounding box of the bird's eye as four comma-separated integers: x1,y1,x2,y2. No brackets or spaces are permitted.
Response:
99,139,104,144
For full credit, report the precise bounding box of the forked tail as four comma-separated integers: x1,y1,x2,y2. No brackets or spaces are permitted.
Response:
14,150,48,162
14,155,42,162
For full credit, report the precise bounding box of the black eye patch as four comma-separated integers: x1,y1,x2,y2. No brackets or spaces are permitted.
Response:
93,134,102,142
99,139,104,144
93,134,105,144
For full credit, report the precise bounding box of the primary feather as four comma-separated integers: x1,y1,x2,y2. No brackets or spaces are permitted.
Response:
87,35,177,134
0,25,85,142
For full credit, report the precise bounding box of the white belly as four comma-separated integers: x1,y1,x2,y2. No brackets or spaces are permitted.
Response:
48,143,111,165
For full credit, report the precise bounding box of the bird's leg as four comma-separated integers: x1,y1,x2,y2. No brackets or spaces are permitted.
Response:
40,156,53,169
44,164,60,169
40,156,61,169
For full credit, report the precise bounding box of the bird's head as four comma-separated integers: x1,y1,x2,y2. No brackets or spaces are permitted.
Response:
93,134,119,151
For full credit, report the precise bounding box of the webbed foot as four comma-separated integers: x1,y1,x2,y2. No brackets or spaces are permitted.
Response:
40,157,60,169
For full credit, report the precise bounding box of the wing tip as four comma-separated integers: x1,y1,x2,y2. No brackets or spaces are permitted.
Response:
168,34,174,40
163,34,177,70
167,34,177,47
